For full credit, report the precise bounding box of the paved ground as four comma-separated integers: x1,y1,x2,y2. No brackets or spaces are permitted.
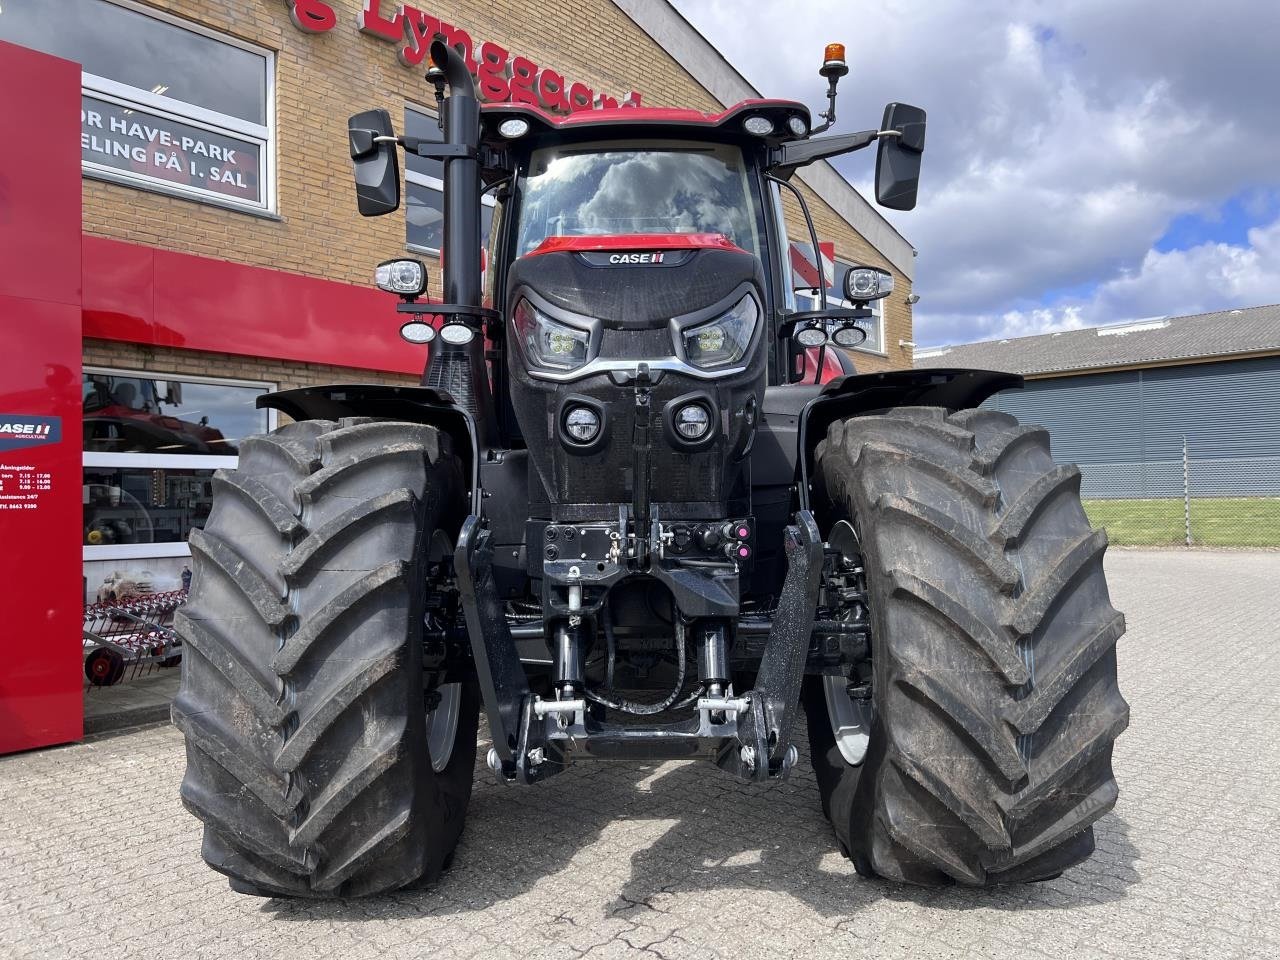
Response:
3,549,1280,960
82,667,180,735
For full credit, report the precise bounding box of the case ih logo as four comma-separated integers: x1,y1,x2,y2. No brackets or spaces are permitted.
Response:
0,416,61,454
284,2,642,113
609,252,665,265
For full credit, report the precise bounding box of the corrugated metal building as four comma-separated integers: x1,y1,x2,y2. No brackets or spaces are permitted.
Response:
914,305,1280,498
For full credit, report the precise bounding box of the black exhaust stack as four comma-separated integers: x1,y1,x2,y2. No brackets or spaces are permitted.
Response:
424,40,494,439
430,40,481,312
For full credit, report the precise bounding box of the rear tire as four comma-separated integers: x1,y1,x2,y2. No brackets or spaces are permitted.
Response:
807,406,1129,886
173,418,478,898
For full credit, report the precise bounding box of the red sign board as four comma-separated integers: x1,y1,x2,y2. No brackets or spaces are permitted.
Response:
286,1,642,113
0,41,85,754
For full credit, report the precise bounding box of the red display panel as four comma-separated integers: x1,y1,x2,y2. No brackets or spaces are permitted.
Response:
82,237,424,377
0,42,84,753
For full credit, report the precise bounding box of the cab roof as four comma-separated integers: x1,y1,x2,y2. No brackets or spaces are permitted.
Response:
480,98,813,146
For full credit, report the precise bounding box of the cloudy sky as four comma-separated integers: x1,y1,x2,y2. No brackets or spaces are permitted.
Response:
670,0,1280,346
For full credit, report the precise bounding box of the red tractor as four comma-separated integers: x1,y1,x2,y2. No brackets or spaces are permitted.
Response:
174,41,1127,897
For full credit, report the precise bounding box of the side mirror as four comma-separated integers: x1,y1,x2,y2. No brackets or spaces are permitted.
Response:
348,109,400,217
875,103,926,211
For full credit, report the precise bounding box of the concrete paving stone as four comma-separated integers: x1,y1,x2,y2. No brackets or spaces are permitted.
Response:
2,549,1279,959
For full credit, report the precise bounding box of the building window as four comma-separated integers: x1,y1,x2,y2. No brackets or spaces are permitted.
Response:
792,248,886,354
81,369,274,560
405,105,494,256
0,0,275,214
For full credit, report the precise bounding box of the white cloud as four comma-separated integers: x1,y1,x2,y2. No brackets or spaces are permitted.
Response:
919,214,1280,345
670,0,1280,344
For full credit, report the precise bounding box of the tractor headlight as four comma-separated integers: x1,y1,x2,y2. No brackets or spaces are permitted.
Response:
564,406,601,443
843,266,894,302
674,403,711,440
680,295,758,369
513,298,591,370
498,118,530,139
796,325,828,347
832,325,867,348
375,258,427,298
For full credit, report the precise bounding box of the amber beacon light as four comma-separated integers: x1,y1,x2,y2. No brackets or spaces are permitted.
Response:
821,43,849,79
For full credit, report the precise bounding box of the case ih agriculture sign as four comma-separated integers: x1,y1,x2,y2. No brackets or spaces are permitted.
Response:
0,416,61,454
285,1,642,113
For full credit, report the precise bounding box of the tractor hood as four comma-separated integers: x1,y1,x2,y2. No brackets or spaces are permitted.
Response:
507,234,764,332
503,234,768,522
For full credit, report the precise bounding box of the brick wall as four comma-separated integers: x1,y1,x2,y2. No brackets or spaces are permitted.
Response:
83,0,912,375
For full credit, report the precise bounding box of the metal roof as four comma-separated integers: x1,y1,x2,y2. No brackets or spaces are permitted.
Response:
913,304,1280,376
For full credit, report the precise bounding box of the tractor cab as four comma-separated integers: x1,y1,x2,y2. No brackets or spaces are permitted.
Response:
349,51,923,426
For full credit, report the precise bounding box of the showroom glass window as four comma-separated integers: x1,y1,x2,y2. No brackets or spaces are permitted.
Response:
82,370,274,560
405,105,494,256
0,0,274,213
792,247,886,354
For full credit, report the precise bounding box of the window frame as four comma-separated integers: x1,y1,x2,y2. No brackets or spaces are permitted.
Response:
403,103,495,258
77,0,276,216
82,366,277,561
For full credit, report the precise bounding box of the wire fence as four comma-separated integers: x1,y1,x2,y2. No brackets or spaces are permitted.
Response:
1078,441,1280,548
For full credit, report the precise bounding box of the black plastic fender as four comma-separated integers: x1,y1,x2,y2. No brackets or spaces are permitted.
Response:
258,384,481,513
797,368,1022,509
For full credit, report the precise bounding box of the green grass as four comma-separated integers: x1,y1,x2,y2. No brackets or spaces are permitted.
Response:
1083,497,1280,547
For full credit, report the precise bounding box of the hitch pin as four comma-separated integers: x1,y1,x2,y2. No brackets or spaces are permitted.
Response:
567,565,582,613
534,696,586,717
697,695,751,715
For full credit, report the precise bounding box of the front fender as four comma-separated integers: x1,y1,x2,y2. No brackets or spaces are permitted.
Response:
797,367,1023,509
258,384,481,514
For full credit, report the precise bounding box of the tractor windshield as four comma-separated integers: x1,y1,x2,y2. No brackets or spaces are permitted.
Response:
514,140,764,259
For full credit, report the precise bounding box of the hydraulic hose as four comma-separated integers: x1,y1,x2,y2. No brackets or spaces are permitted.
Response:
586,614,689,716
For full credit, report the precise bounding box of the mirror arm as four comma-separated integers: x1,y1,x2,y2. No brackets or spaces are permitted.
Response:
768,128,881,180
368,134,479,160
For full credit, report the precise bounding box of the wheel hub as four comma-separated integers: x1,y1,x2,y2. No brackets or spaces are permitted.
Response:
822,520,873,766
426,682,463,773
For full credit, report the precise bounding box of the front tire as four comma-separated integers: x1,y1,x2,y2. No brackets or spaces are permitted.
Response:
173,418,478,898
807,406,1129,885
